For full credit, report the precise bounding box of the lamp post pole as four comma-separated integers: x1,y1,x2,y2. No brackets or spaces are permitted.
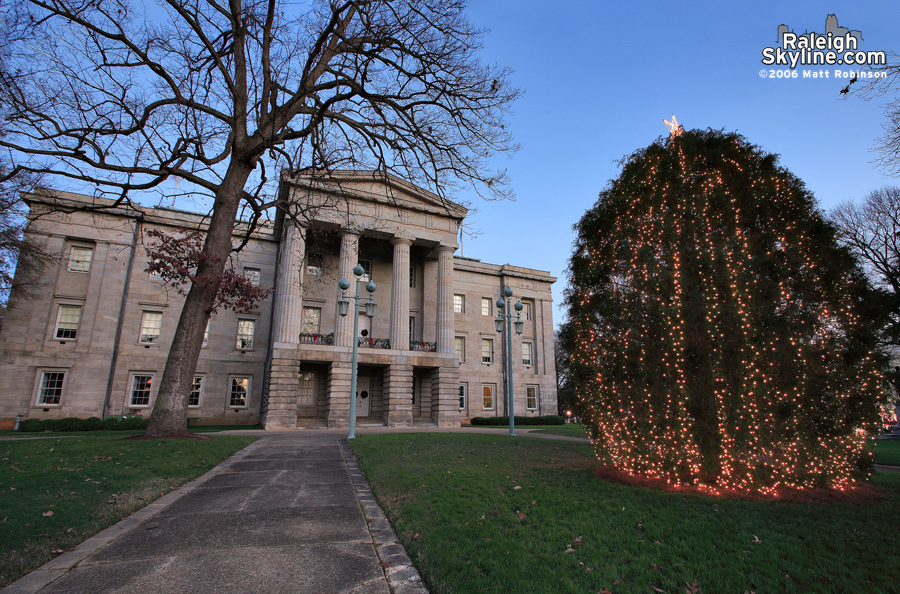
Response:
495,287,523,437
338,265,377,440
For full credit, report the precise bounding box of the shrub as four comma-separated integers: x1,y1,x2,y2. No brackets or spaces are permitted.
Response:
17,416,149,432
469,415,564,426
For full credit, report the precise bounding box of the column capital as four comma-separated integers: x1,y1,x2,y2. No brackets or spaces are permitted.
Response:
390,236,414,246
435,244,457,254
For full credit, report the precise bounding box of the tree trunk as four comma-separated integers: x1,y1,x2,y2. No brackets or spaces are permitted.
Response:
144,162,255,436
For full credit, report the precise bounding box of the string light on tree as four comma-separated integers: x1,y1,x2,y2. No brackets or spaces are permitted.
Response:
564,127,884,494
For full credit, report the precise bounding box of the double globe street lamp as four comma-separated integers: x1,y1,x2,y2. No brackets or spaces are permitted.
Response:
495,287,524,436
337,264,377,439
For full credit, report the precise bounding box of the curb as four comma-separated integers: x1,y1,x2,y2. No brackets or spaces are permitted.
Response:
1,438,266,594
340,440,429,594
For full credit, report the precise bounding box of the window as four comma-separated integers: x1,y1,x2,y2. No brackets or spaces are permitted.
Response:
526,386,538,410
229,376,250,407
481,338,493,364
188,376,203,407
301,307,321,334
409,316,416,341
454,336,465,361
236,319,255,349
522,342,533,366
129,374,153,407
297,372,317,406
37,371,65,405
481,297,492,317
148,257,163,280
202,321,210,348
67,246,93,273
54,304,82,340
522,301,532,321
458,384,467,409
482,384,494,410
453,294,465,313
358,259,372,282
307,252,324,276
409,265,416,288
244,268,260,286
140,311,162,344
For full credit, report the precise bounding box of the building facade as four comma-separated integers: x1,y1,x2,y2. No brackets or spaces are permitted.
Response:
0,172,557,429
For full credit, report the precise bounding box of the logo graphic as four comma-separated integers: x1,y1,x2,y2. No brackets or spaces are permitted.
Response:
761,14,886,69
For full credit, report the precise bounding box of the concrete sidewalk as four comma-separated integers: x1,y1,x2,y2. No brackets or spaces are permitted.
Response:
2,431,427,594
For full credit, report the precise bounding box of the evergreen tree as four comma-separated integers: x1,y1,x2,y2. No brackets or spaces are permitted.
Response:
565,129,884,493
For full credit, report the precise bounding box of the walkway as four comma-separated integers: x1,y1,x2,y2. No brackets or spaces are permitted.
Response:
2,430,427,594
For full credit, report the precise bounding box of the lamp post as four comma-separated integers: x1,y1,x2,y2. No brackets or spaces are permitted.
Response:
337,264,377,439
495,287,523,436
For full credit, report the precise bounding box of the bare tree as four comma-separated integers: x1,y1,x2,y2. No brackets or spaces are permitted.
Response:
831,186,900,345
0,0,519,435
841,52,900,175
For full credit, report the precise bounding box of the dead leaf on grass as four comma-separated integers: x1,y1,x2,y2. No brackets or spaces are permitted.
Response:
573,535,584,544
752,535,761,544
42,511,53,517
564,548,575,554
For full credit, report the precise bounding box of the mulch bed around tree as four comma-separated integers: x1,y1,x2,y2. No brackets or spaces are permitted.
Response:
593,466,887,504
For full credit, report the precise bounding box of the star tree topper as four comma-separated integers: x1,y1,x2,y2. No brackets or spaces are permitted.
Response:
664,114,684,137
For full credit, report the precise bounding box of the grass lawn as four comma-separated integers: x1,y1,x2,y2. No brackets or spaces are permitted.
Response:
0,432,256,587
350,433,900,594
875,439,900,466
529,424,589,438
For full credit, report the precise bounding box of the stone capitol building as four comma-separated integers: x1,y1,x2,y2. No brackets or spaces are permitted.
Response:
0,171,557,430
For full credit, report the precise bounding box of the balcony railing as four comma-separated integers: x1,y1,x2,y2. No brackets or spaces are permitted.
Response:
299,333,334,346
409,341,436,352
358,336,391,349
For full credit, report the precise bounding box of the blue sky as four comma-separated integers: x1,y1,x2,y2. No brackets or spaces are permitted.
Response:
454,1,899,327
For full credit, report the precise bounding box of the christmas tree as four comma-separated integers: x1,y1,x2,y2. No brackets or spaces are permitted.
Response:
565,128,883,493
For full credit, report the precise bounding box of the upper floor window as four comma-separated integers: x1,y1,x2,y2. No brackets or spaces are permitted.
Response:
67,246,93,273
55,304,82,340
453,294,465,313
301,307,321,334
481,297,492,317
522,301,533,322
409,316,416,342
140,311,162,344
202,321,210,348
358,259,372,282
481,338,493,364
307,252,324,276
454,336,465,361
409,265,416,288
244,268,260,286
236,319,255,350
522,342,533,366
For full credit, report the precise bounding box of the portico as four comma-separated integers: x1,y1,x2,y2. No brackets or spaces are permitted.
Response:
263,171,464,430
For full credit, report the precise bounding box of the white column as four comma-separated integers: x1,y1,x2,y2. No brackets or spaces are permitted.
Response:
435,244,455,354
335,230,360,347
389,237,412,350
272,223,306,345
